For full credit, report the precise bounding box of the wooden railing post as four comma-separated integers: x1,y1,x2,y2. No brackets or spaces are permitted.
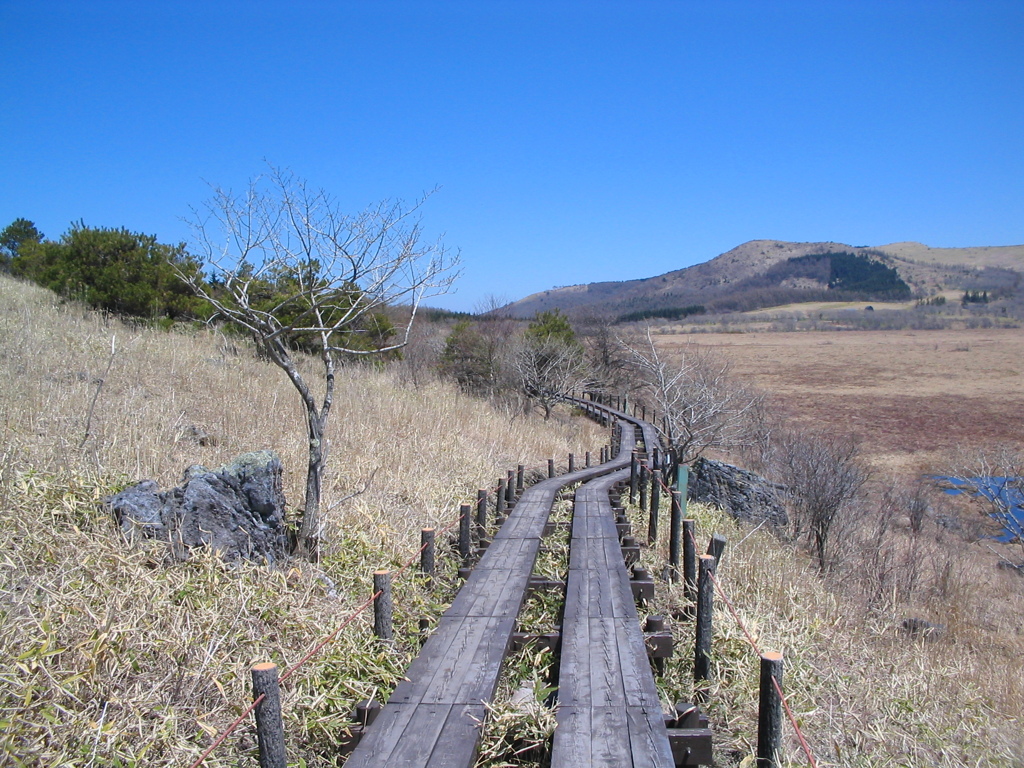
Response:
638,461,648,512
708,533,727,563
459,504,471,562
694,555,717,691
476,489,488,537
757,651,784,768
420,528,435,582
495,479,506,523
548,458,555,478
568,453,575,473
516,464,525,494
629,451,638,503
648,469,661,545
251,662,286,768
373,570,393,640
683,518,696,597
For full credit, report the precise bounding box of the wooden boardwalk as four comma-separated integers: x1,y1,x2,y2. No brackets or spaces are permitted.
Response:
346,401,668,768
552,421,674,766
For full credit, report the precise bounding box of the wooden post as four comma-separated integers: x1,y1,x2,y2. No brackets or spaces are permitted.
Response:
652,446,660,471
695,555,717,688
516,464,525,494
641,405,646,420
585,450,591,468
548,458,555,478
476,489,488,537
639,462,648,512
568,453,575,473
669,490,681,581
506,470,515,504
251,663,286,768
649,469,661,545
373,570,393,640
757,651,784,768
708,533,727,563
459,504,471,562
420,528,435,581
629,451,638,504
683,519,696,598
495,479,506,522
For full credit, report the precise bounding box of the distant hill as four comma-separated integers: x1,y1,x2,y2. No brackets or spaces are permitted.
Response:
502,240,1024,320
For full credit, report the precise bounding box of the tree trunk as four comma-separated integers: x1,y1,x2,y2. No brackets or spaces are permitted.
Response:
296,411,326,560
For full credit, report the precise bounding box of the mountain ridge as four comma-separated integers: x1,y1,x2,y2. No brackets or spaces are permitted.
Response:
503,239,1024,319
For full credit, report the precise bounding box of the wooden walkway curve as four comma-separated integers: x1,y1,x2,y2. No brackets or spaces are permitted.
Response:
346,401,669,768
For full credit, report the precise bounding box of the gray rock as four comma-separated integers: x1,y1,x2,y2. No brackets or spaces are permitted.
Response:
688,457,788,527
105,450,288,564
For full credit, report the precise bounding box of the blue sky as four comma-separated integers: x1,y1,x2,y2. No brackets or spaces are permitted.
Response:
2,1,1022,311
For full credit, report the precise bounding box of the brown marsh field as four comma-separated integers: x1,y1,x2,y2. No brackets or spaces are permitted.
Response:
658,328,1024,473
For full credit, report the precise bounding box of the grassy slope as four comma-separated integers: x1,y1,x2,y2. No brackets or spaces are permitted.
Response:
0,275,606,767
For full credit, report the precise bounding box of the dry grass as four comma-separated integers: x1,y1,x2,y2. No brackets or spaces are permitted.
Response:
633,328,1024,766
0,275,606,767
655,329,1024,473
626,497,1024,767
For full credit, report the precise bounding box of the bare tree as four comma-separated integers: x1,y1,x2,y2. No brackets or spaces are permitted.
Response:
774,427,868,572
514,336,591,420
179,166,459,558
625,330,764,464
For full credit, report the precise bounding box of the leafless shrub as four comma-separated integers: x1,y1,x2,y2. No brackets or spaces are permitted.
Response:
513,336,592,420
773,427,869,572
624,329,764,464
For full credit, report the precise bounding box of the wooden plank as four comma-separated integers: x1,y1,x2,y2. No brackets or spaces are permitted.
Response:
447,567,532,619
378,703,453,766
587,618,626,709
614,618,663,708
589,705,632,766
425,704,487,768
453,617,516,704
551,706,590,765
624,706,676,767
555,610,589,707
344,702,418,767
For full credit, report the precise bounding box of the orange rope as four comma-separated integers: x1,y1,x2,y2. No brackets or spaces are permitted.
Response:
187,693,265,768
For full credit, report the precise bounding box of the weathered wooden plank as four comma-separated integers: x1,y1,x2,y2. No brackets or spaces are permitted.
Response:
344,703,418,766
379,703,453,766
555,611,590,707
425,704,487,768
551,706,591,765
614,618,663,708
447,567,533,618
587,618,626,709
624,706,676,767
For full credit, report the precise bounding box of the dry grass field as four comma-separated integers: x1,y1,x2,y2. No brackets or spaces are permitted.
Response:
3,273,1023,767
658,329,1024,473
